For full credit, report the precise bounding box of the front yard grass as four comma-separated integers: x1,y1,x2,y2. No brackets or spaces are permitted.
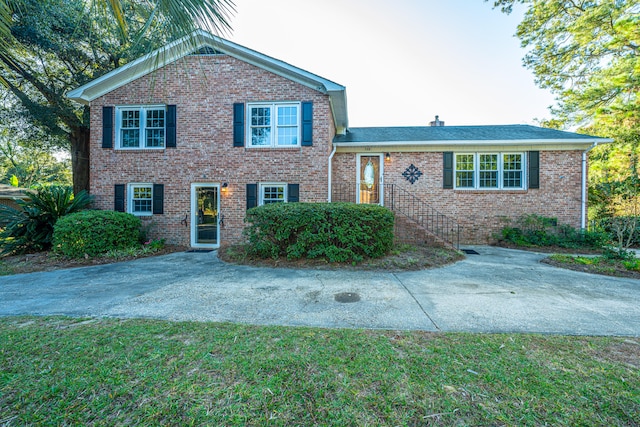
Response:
1,317,638,426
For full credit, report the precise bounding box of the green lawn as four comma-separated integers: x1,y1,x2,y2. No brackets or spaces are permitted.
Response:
1,317,638,426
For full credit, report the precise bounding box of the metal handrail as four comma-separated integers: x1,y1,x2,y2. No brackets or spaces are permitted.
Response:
331,183,461,249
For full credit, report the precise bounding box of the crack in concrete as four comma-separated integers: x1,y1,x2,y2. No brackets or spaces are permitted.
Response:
392,272,440,330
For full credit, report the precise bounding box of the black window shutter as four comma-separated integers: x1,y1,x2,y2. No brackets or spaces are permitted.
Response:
287,184,299,202
443,152,454,189
114,184,125,212
246,183,257,209
233,103,245,147
152,184,164,214
166,105,176,148
529,151,540,189
103,106,114,148
301,102,313,146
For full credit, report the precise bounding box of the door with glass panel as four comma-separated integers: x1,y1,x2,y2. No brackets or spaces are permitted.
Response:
191,184,220,248
356,154,383,205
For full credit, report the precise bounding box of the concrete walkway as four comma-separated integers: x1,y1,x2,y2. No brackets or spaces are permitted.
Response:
0,246,638,336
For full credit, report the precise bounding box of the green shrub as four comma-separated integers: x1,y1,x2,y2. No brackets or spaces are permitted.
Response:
0,186,93,255
497,214,609,249
622,258,640,271
594,216,640,247
52,210,141,258
244,202,394,263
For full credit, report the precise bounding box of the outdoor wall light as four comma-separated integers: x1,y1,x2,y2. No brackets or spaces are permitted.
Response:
385,152,391,161
222,182,228,191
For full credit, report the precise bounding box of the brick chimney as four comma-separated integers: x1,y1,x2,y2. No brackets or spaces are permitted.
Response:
429,115,444,126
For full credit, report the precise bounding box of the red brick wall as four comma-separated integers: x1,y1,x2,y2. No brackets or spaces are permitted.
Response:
89,55,335,246
333,151,584,244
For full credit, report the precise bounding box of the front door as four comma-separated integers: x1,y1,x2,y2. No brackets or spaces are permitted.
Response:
191,184,220,248
357,154,383,205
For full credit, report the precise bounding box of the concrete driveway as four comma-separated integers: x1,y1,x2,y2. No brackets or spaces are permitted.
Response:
0,246,638,336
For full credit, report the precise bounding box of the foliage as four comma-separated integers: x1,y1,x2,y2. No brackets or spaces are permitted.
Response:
244,202,395,263
219,243,464,272
548,252,640,276
0,127,71,188
0,186,92,255
492,0,640,130
0,0,234,57
52,210,141,258
1,317,639,426
490,0,640,217
622,257,640,271
602,246,638,262
0,0,234,193
497,214,609,249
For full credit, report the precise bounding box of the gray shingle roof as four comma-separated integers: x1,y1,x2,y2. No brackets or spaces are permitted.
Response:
333,125,609,144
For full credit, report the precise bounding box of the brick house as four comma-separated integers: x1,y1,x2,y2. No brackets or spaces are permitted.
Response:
67,31,611,249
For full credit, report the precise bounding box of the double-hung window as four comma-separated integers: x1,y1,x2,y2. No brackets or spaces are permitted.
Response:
116,106,166,149
128,184,153,215
259,183,286,205
248,103,300,147
455,153,525,190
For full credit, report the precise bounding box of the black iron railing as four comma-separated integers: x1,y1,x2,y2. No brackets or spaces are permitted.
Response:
331,183,461,249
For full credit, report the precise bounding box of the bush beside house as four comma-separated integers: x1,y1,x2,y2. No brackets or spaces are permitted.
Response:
244,203,394,263
53,210,141,258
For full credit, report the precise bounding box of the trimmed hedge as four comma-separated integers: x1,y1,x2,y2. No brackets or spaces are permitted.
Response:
52,210,141,258
244,202,394,263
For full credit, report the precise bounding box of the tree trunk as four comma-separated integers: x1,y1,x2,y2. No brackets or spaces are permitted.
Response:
70,126,90,194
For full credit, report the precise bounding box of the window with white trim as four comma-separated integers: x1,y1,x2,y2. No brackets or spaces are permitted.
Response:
128,184,153,215
455,153,525,189
116,106,166,149
259,183,286,205
248,103,300,147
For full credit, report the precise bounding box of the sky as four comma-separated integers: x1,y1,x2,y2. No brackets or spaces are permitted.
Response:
223,0,556,128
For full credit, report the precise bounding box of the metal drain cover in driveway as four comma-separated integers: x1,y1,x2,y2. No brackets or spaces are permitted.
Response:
334,292,360,303
462,249,480,255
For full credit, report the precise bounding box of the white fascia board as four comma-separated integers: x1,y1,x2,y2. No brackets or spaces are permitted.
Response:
333,138,614,149
328,90,349,134
67,30,347,108
214,38,345,93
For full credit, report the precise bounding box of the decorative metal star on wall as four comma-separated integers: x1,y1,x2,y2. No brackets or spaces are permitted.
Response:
402,164,423,185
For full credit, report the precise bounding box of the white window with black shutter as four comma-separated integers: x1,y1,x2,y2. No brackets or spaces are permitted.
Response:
246,183,299,209
109,105,176,149
234,101,313,147
116,183,164,215
445,152,527,190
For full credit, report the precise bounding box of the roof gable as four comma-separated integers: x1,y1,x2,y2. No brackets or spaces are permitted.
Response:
67,30,349,133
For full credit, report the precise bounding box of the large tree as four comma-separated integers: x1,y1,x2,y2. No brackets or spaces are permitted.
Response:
0,99,71,187
0,0,234,194
491,0,640,217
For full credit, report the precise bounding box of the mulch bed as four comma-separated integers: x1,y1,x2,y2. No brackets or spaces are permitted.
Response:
540,257,640,280
1,245,187,275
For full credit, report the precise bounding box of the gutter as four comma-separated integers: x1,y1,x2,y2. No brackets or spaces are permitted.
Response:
581,142,599,229
328,144,337,202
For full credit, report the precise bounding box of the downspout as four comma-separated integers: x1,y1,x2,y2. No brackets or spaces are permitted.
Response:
328,144,337,202
581,142,599,229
